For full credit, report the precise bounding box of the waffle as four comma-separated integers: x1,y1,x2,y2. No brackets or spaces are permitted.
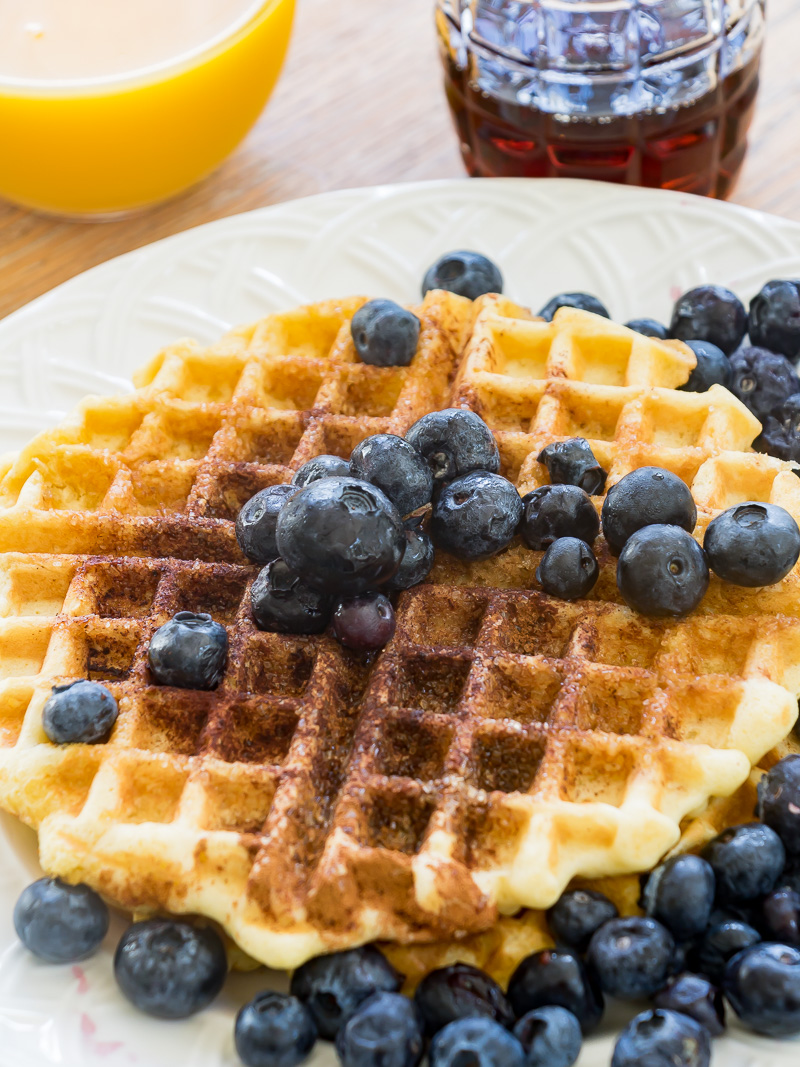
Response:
0,293,798,971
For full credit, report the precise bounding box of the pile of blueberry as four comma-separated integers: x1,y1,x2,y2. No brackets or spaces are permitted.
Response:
15,756,800,1066
229,252,800,643
237,406,521,651
234,252,524,651
240,417,800,631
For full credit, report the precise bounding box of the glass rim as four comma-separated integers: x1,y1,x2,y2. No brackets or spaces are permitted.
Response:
0,0,279,94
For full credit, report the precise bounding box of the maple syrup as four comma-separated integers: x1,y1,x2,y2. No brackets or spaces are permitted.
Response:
438,1,764,198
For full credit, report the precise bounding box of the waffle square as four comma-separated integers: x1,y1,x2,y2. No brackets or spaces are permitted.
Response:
0,294,797,969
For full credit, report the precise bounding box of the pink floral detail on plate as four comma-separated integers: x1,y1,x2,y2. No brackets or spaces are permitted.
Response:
80,1013,124,1058
669,285,682,302
72,965,90,994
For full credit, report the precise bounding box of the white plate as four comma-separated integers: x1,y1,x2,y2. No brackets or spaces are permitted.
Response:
0,178,798,1066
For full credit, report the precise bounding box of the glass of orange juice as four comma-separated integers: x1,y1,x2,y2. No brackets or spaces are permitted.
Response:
0,0,295,217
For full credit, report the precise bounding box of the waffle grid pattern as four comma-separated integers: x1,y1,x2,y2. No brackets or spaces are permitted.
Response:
455,298,765,495
0,293,472,559
0,296,798,968
383,762,785,991
0,558,797,965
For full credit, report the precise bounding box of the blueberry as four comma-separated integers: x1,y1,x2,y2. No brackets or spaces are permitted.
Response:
611,1008,711,1067
148,612,228,689
587,916,674,999
385,521,434,591
277,477,405,596
670,284,747,355
728,345,800,422
235,991,317,1067
601,467,697,554
642,855,716,941
724,942,800,1036
430,1018,525,1067
761,887,800,945
680,340,731,392
689,919,761,983
546,889,618,954
406,409,499,484
625,318,669,339
513,1007,582,1067
42,679,118,745
250,558,333,634
292,454,351,488
290,945,403,1040
336,993,424,1067
536,537,598,601
114,919,227,1019
703,502,800,587
333,593,396,651
351,299,421,368
236,484,298,563
350,434,433,517
757,755,800,855
14,877,109,963
616,524,708,617
754,392,800,463
653,973,725,1037
422,251,503,300
538,293,610,322
749,279,800,358
414,963,514,1036
431,471,522,561
537,439,607,496
702,823,786,903
520,484,599,551
506,949,604,1035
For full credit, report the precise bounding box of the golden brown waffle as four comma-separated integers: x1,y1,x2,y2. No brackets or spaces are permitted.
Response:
0,293,472,558
0,294,798,970
387,731,800,990
384,763,772,991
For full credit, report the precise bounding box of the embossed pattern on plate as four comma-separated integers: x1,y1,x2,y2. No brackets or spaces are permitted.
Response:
0,178,799,1064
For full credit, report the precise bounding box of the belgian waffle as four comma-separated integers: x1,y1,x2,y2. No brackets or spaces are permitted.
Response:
0,293,797,970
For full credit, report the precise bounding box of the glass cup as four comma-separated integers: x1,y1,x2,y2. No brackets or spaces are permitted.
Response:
0,0,295,218
436,0,765,196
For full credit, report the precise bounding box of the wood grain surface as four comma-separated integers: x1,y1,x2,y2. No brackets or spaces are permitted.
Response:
1,0,799,320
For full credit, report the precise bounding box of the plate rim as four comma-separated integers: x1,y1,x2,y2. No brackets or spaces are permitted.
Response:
5,177,800,332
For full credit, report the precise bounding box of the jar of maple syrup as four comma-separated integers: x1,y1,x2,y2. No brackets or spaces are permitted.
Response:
437,0,764,197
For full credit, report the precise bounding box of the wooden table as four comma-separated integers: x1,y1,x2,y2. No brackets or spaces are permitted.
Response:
1,0,799,320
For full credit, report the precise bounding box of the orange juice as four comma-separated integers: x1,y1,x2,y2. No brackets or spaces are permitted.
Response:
0,0,295,216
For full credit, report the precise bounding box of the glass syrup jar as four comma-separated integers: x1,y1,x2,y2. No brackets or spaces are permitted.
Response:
436,0,765,196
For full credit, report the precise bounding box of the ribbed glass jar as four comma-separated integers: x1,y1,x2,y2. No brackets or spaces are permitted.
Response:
437,0,765,195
